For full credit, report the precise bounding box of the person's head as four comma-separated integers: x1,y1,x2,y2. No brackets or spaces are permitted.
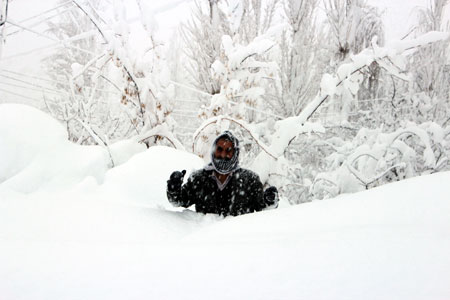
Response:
211,131,240,174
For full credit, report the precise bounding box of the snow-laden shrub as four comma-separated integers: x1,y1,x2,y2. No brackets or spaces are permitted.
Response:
310,122,450,200
248,30,449,203
356,92,450,132
43,0,181,149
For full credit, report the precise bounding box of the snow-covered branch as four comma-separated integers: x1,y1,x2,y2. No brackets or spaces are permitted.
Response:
252,31,450,184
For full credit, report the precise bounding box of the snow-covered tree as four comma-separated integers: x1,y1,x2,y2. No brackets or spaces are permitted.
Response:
42,0,183,150
183,0,281,160
228,0,279,44
180,0,279,96
42,0,116,145
324,0,384,63
323,0,385,109
250,30,450,202
311,122,450,200
180,0,230,95
193,33,279,159
100,0,180,147
274,0,325,117
36,0,450,205
358,0,450,132
409,0,450,123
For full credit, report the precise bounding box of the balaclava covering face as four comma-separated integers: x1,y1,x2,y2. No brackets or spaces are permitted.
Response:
211,131,240,174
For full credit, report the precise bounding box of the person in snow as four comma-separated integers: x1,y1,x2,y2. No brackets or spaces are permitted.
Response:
166,131,279,216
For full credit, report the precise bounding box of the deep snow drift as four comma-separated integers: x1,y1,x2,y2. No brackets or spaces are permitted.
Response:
1,104,449,300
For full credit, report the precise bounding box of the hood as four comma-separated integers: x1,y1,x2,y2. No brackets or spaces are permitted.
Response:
210,130,240,174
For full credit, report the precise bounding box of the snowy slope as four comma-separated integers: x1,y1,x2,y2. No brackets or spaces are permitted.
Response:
1,104,450,300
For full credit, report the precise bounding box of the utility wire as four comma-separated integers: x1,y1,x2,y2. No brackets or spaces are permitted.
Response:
0,81,65,95
0,87,42,102
6,20,96,55
7,7,75,37
3,26,96,60
1,69,69,85
0,74,66,95
0,69,120,95
10,0,72,25
0,41,61,60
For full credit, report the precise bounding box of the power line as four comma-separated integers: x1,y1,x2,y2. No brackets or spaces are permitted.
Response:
0,80,64,95
0,87,42,102
7,7,75,37
0,69,121,95
6,20,96,56
1,69,69,85
0,74,66,95
11,0,72,25
0,41,61,60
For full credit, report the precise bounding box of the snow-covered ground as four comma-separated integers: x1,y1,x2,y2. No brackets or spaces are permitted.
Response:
1,104,449,300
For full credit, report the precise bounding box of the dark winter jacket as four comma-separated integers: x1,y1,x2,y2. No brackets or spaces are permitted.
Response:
167,166,271,216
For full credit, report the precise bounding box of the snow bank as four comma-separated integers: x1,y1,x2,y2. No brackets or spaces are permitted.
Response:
0,103,208,245
0,104,68,183
1,169,449,300
101,145,204,208
0,104,200,196
0,104,110,192
1,104,449,300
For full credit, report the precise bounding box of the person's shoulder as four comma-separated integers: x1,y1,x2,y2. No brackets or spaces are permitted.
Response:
188,168,211,180
236,168,261,181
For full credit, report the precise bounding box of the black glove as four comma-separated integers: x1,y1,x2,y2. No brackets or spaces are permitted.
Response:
167,170,186,192
264,186,279,206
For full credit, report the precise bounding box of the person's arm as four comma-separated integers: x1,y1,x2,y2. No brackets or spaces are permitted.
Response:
248,172,279,211
245,173,267,212
166,170,195,208
253,185,278,211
